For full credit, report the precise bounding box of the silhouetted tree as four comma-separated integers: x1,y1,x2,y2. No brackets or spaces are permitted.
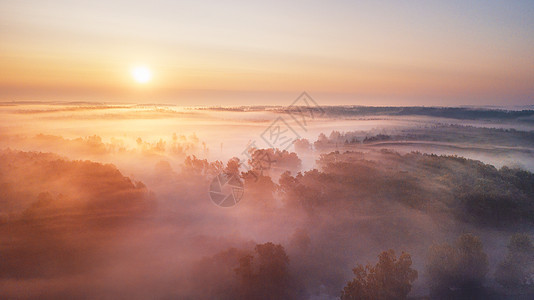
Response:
182,155,222,177
426,233,489,299
241,171,277,207
495,233,534,296
235,242,292,300
224,157,241,176
341,249,417,300
247,148,301,175
314,133,329,150
293,138,311,153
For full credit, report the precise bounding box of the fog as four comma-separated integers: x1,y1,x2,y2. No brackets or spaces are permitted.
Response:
1,103,534,299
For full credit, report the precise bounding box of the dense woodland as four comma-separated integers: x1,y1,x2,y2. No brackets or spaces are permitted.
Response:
1,147,533,299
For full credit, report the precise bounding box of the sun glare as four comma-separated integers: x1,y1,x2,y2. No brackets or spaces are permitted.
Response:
131,66,152,84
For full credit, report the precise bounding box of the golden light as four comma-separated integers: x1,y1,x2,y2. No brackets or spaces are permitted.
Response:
131,66,152,84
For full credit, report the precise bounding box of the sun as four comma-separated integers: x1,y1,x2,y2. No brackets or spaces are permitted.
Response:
131,66,152,84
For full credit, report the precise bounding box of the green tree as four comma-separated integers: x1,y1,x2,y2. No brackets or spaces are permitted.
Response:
341,249,418,300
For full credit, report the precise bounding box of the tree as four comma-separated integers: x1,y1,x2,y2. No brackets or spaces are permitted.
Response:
294,138,311,153
241,170,277,207
426,233,489,299
247,148,302,175
235,242,292,300
314,133,329,150
341,249,418,300
495,233,534,296
182,155,223,177
224,157,241,176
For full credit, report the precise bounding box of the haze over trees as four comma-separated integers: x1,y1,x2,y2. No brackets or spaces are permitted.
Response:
235,242,294,300
495,234,534,297
1,104,534,298
341,250,417,300
426,234,489,299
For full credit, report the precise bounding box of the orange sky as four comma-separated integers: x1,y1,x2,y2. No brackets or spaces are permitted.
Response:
1,0,533,106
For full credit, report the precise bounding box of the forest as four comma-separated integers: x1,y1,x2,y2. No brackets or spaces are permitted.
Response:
1,146,533,299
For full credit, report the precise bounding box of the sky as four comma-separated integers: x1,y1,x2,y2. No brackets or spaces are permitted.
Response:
1,0,533,106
